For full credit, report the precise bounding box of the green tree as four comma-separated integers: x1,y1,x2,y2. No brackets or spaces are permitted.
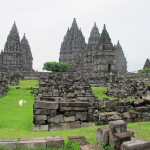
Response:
138,68,150,73
43,62,70,72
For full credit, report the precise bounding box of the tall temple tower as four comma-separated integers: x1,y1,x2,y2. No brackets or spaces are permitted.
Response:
21,34,33,71
143,58,150,69
59,18,86,72
0,22,33,71
59,19,127,85
115,41,127,74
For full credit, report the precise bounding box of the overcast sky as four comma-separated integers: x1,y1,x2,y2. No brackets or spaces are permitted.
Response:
0,0,150,72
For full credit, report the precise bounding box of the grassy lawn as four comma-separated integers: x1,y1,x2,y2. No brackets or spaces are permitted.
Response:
92,87,115,100
0,80,150,145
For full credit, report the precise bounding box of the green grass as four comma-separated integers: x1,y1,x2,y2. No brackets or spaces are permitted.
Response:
0,80,150,146
92,87,115,100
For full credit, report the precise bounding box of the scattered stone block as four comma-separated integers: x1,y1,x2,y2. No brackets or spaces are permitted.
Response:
80,144,105,150
46,136,64,148
96,126,109,145
109,120,127,148
59,102,89,107
135,107,150,112
123,112,131,119
17,139,46,149
0,139,17,150
134,100,145,107
68,136,89,145
120,139,150,150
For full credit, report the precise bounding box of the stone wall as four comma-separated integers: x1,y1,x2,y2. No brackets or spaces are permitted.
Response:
106,75,148,99
0,73,9,98
33,73,96,131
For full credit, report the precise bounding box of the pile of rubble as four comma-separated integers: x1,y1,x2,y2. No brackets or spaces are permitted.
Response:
0,73,9,98
106,75,148,99
96,120,150,150
33,73,96,131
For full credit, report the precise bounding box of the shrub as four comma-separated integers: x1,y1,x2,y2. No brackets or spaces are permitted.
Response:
43,62,70,72
138,68,150,73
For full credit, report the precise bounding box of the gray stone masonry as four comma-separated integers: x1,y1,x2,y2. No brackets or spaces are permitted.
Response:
0,22,33,72
59,19,127,86
0,136,64,149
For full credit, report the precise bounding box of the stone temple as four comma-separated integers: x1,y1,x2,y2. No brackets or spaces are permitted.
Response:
143,58,150,69
0,22,33,71
59,18,127,77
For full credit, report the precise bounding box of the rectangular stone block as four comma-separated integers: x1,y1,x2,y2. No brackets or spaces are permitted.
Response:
19,137,46,141
17,140,46,149
33,125,49,131
120,139,150,150
59,102,89,107
70,121,81,129
80,144,105,150
34,101,58,109
75,112,87,121
64,116,75,122
0,139,17,150
81,122,95,127
59,107,88,112
68,136,89,145
34,115,47,121
34,109,50,115
48,115,64,123
50,122,70,131
64,111,75,117
46,136,64,148
96,126,109,145
135,107,150,112
109,120,127,148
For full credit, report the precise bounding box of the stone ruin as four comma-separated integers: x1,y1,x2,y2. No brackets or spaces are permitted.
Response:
59,18,127,86
33,73,96,131
0,73,9,98
106,75,148,99
96,120,150,150
0,22,33,72
143,58,150,69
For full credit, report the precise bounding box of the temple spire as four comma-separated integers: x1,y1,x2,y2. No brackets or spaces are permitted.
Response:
71,18,78,28
143,58,150,69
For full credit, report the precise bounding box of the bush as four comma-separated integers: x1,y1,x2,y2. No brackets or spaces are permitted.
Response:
138,68,150,73
43,62,70,72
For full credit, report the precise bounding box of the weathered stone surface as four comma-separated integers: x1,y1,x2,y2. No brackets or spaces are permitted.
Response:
96,126,109,145
70,121,81,128
60,102,89,107
48,115,64,123
120,139,150,150
34,115,47,121
123,112,131,119
75,112,87,121
63,111,75,117
64,116,75,122
114,132,131,149
34,101,58,109
46,136,64,147
33,125,49,131
134,100,145,107
50,122,70,131
68,136,89,145
59,107,88,112
17,140,46,149
81,122,95,127
0,22,33,71
80,144,105,150
34,109,50,115
109,120,127,148
0,139,17,150
135,106,150,112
